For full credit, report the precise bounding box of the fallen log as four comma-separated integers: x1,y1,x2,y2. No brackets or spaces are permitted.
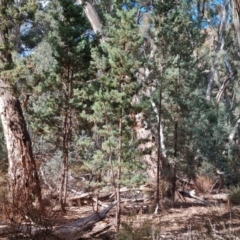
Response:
46,200,117,240
206,193,229,202
68,191,114,208
82,223,113,239
1,201,117,240
179,190,212,205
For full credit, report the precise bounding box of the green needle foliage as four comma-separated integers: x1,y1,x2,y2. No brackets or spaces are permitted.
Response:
26,0,95,183
82,7,147,187
10,0,240,195
145,0,219,179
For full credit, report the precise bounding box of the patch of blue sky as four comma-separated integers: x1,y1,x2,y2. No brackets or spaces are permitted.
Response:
122,0,153,25
20,47,33,57
122,1,153,13
190,0,231,29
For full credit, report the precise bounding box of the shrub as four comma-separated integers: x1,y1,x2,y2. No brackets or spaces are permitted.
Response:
229,185,240,205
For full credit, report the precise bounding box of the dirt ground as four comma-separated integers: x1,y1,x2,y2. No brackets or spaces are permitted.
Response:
0,191,239,239
58,197,240,240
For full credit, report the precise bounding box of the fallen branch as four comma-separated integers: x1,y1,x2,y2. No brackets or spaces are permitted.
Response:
216,71,237,103
49,200,117,240
1,201,117,240
179,190,212,205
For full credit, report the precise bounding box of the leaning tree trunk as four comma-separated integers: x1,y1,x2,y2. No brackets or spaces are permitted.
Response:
0,80,42,207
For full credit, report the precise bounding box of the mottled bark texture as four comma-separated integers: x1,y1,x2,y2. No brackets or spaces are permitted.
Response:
0,79,42,207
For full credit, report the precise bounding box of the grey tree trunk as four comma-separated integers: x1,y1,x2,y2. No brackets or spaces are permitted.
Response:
206,1,228,100
231,0,240,48
77,0,102,34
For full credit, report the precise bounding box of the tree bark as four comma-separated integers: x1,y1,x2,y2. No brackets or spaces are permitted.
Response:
231,0,240,48
59,109,70,212
116,110,122,232
156,77,162,210
151,99,166,157
206,2,228,100
229,118,240,143
77,0,102,34
59,88,70,211
0,80,42,207
216,71,237,103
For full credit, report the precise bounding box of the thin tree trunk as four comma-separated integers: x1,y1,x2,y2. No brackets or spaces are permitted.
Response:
59,65,72,211
156,77,162,210
115,50,126,228
216,71,237,103
116,109,123,232
172,120,178,202
59,109,70,212
151,100,166,158
0,80,42,207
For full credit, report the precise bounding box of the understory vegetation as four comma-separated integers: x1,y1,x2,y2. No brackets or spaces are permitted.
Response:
1,0,240,239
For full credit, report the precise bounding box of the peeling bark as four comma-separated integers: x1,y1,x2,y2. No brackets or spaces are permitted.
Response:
134,112,157,181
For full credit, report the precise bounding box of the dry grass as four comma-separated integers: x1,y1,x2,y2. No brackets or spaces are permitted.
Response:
0,183,60,239
116,218,154,240
116,203,240,240
195,175,215,193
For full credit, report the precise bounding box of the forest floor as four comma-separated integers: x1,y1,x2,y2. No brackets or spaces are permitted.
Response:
56,196,240,240
0,196,239,239
0,184,239,239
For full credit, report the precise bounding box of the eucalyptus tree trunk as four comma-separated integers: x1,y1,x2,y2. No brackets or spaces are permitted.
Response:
78,0,102,34
0,80,42,207
231,0,240,48
205,2,236,102
229,118,240,144
206,2,228,100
